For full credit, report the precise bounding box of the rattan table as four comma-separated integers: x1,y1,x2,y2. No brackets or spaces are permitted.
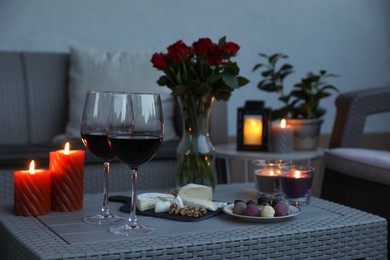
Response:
0,183,387,259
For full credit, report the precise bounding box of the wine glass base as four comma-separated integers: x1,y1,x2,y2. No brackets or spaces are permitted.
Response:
84,213,125,225
109,223,154,236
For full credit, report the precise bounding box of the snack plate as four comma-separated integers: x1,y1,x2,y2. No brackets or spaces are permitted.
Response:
223,204,301,222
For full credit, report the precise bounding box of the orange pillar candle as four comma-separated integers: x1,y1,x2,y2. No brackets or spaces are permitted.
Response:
14,160,51,216
243,118,263,145
50,142,85,211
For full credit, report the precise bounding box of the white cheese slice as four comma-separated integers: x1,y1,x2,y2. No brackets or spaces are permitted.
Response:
136,193,175,211
178,183,213,201
182,197,220,211
173,195,184,208
154,201,171,213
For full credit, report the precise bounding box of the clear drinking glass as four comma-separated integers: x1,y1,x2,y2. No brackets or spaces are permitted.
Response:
107,93,163,236
80,90,124,225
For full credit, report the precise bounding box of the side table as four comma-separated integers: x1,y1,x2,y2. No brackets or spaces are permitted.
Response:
214,143,324,195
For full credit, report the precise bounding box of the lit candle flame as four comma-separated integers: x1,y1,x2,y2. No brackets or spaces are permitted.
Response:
29,160,35,175
269,170,275,176
64,142,70,155
281,119,286,128
294,170,301,178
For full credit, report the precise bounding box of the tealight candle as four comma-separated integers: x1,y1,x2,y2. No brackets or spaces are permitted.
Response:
14,160,51,216
243,118,262,145
50,142,85,212
271,119,294,153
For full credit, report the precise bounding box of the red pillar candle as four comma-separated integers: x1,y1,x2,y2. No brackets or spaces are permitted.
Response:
50,142,85,211
14,160,51,216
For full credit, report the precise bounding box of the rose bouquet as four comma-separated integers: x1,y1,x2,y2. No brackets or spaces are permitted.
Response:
151,37,249,187
151,37,249,101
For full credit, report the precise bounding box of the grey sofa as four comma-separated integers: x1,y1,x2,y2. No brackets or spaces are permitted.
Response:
0,51,228,202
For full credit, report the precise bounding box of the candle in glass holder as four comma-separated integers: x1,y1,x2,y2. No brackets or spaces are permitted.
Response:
253,160,290,195
50,142,85,211
254,168,279,194
280,166,314,206
14,160,51,216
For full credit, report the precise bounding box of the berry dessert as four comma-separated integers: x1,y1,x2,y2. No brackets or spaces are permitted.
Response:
232,195,290,218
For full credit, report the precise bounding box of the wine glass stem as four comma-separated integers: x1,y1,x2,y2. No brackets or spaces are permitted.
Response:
101,161,111,217
129,169,138,228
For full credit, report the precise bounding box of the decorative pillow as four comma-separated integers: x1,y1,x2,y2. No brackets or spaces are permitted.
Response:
53,47,178,144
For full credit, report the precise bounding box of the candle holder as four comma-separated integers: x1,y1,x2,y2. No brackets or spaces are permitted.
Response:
280,166,315,206
237,101,271,151
252,159,292,196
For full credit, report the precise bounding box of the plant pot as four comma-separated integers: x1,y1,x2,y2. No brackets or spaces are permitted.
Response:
285,118,323,151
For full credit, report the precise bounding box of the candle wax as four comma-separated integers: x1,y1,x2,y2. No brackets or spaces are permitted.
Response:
50,148,85,212
271,119,294,153
14,167,51,216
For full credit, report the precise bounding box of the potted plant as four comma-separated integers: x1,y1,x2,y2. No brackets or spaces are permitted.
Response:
253,53,339,150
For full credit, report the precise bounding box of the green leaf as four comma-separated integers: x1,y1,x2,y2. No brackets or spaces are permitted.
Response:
320,84,339,92
252,63,264,72
157,76,170,86
207,74,221,84
192,83,210,95
261,69,273,77
214,88,232,101
222,73,238,89
237,76,250,87
218,36,227,45
171,85,188,96
258,82,279,92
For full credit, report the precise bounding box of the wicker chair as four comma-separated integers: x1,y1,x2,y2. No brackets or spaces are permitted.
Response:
321,86,390,249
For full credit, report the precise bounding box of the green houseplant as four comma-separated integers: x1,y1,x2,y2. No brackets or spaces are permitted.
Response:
253,53,339,150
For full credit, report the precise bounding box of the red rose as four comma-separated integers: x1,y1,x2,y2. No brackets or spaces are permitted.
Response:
208,44,224,66
167,40,193,62
224,42,240,56
151,53,169,69
193,38,213,56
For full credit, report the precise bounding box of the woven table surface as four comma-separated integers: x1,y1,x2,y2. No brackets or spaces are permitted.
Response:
0,183,387,259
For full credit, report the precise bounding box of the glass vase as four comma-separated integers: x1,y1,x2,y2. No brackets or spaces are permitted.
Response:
176,94,216,188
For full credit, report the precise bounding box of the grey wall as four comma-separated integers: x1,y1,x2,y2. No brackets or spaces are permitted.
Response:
1,0,389,136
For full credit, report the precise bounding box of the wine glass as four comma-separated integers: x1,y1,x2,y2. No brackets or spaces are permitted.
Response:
107,92,163,236
80,90,124,225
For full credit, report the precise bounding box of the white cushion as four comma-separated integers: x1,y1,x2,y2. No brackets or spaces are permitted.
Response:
53,47,178,143
324,148,390,186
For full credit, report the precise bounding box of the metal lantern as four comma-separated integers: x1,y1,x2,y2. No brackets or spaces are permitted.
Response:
237,101,271,151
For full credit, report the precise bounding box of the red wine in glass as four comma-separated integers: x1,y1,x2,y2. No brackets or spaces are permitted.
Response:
108,136,162,167
81,91,124,225
81,132,115,161
107,93,164,236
